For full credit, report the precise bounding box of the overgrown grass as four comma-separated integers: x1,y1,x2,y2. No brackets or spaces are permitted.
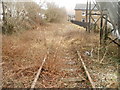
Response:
2,22,119,88
2,23,67,88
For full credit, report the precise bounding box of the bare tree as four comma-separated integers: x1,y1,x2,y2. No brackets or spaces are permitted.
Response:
1,0,42,34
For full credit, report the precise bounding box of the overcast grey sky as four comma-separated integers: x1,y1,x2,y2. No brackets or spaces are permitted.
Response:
36,0,95,15
43,0,88,8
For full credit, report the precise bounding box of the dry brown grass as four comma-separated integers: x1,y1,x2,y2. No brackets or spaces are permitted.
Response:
2,22,103,88
2,23,69,88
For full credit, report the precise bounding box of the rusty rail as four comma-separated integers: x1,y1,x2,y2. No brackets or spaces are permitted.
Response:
30,54,48,90
77,51,96,88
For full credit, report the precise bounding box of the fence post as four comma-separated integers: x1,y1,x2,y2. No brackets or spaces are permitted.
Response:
103,14,108,45
118,1,120,88
2,1,6,34
118,2,120,58
88,1,91,33
86,1,88,31
100,11,103,45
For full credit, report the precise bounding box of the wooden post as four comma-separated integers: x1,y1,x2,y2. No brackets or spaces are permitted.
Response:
118,40,120,58
118,39,120,88
118,1,120,58
104,14,108,45
118,1,120,88
100,11,103,45
88,1,91,33
86,1,88,31
2,1,6,34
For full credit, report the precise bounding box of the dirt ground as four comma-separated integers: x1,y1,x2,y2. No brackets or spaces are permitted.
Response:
2,22,119,88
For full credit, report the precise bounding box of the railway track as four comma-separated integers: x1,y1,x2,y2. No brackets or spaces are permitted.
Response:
30,48,95,88
28,24,96,88
77,51,95,88
59,48,95,88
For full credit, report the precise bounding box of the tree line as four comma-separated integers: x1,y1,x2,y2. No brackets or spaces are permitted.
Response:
1,0,67,34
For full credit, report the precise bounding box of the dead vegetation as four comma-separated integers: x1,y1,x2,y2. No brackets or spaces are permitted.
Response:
2,23,67,88
2,22,119,88
1,23,90,87
1,0,119,88
2,1,67,35
45,2,67,23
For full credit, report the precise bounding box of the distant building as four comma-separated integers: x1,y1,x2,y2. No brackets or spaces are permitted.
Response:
74,4,100,25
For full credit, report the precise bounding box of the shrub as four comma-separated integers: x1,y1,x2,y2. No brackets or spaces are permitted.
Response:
2,1,42,34
45,2,67,23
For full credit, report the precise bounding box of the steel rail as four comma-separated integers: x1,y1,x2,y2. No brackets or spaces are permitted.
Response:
77,51,96,88
30,53,48,90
